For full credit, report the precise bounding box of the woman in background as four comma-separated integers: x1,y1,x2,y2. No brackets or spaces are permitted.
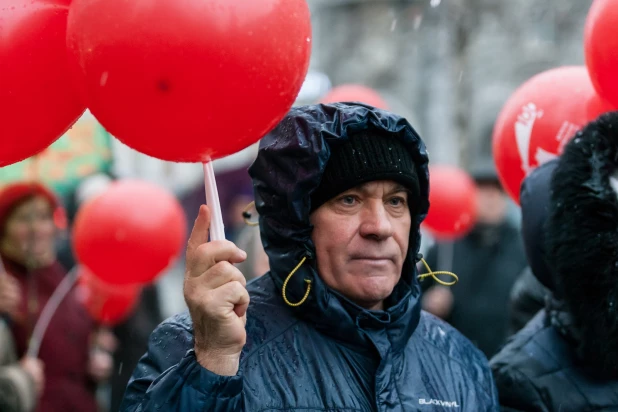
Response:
0,182,112,412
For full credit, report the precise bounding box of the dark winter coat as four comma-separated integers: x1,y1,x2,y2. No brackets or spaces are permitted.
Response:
507,266,548,336
491,114,618,411
1,256,98,412
120,103,499,411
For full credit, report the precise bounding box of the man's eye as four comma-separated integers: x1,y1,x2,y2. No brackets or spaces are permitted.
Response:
388,197,406,207
340,195,357,205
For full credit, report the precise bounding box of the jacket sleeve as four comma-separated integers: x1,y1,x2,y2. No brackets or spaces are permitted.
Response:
0,364,37,412
492,364,548,412
119,319,243,412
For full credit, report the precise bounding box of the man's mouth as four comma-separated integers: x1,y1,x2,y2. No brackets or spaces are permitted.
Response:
350,255,394,264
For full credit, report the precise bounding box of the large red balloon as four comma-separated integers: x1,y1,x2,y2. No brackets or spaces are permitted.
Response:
319,84,389,109
492,66,614,204
66,0,312,162
587,93,616,121
423,165,478,240
72,180,187,285
76,268,141,326
585,0,618,107
0,0,85,167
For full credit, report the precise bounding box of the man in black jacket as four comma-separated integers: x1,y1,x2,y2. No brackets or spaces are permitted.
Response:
121,103,498,411
490,112,618,411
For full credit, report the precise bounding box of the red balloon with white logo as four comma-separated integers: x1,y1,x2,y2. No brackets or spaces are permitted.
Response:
492,66,614,204
319,84,389,110
423,165,478,240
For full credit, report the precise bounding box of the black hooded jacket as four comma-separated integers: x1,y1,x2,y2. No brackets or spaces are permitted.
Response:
120,103,498,411
490,113,618,411
506,159,556,336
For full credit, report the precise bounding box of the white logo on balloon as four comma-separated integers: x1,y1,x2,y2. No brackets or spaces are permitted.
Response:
515,103,579,175
515,103,544,175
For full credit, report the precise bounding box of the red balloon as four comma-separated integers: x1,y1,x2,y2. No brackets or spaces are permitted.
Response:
319,84,389,109
587,92,616,121
423,165,477,240
72,180,187,285
76,268,141,326
0,0,85,167
492,66,610,204
53,207,68,231
66,0,312,162
585,0,618,107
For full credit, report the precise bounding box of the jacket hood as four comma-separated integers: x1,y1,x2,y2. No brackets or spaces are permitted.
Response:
249,103,429,351
519,159,558,293
546,111,618,377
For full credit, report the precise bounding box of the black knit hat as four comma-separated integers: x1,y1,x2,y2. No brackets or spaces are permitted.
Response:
311,130,420,212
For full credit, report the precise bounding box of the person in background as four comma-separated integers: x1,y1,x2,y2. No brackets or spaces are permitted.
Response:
506,160,555,337
491,112,618,411
0,272,44,412
179,167,255,244
226,184,257,244
422,161,527,357
0,182,113,412
234,224,270,282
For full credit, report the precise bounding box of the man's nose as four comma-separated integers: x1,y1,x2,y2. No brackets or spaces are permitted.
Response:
359,202,393,240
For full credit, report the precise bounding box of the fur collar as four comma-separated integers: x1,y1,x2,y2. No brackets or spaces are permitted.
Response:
546,112,618,378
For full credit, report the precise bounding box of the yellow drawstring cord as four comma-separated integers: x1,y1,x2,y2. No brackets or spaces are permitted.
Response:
242,202,312,307
242,201,259,227
417,258,458,286
282,257,312,307
281,256,457,307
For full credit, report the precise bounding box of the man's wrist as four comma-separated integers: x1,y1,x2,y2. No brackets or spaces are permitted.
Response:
195,346,241,376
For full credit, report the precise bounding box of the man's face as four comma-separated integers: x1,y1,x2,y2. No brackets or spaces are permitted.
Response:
310,180,412,311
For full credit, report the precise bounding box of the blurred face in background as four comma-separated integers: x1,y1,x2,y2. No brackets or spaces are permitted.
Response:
0,196,57,268
252,234,270,278
475,182,508,225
